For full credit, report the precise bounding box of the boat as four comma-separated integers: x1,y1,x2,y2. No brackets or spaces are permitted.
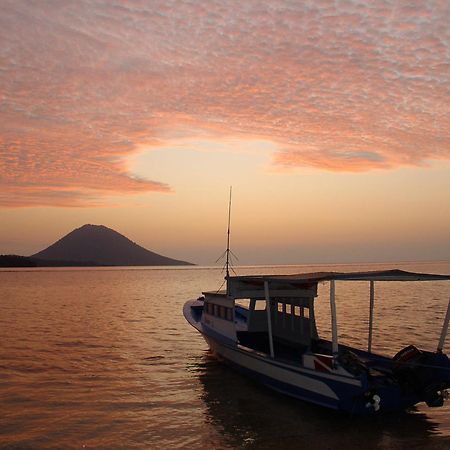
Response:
183,269,450,414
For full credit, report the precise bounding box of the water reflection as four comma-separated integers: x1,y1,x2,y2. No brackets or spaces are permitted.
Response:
196,353,450,450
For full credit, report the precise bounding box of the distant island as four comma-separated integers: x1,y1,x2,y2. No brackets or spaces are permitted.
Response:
0,224,193,267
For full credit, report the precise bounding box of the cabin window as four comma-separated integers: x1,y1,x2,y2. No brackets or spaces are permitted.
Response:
277,303,283,313
254,301,266,311
236,299,250,309
294,306,300,317
286,304,292,314
205,302,233,321
304,307,310,319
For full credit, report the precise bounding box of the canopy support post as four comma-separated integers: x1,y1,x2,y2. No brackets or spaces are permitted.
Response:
437,298,450,353
249,298,256,325
264,281,275,358
330,280,339,362
368,281,375,353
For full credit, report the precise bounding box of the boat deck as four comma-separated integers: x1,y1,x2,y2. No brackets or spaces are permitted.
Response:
237,331,308,360
237,330,394,377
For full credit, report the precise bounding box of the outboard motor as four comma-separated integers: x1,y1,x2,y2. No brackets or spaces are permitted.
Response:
393,345,450,407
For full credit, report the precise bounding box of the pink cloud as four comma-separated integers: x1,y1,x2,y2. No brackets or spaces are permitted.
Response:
0,0,449,206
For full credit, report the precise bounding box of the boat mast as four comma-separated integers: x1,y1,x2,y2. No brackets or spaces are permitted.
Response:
225,186,232,279
329,280,339,363
368,280,375,353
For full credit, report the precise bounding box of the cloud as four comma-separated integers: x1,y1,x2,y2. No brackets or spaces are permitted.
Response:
1,0,449,206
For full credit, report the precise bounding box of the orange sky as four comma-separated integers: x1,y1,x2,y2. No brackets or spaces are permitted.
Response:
1,1,449,264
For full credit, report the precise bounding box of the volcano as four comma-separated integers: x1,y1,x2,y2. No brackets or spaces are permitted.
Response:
31,224,193,266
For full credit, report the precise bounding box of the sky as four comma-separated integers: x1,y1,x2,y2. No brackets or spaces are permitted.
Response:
1,0,449,265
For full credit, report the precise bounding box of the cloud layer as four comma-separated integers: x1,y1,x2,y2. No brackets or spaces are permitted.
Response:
1,0,449,206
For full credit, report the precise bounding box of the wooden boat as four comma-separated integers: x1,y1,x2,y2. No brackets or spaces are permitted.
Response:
183,269,450,414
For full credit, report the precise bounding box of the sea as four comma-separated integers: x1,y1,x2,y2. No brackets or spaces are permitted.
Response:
1,261,450,450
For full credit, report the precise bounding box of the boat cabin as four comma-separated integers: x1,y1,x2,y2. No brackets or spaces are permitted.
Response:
202,275,322,358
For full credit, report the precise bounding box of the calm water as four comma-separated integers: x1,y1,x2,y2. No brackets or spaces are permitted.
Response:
1,261,450,449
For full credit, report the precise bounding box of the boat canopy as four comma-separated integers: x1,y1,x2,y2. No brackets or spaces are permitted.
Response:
226,269,450,358
229,269,450,285
227,269,449,299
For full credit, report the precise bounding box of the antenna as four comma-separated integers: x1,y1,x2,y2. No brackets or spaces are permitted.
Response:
225,186,232,278
215,186,238,293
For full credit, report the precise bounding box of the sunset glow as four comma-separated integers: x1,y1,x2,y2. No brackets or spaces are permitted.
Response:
1,0,449,263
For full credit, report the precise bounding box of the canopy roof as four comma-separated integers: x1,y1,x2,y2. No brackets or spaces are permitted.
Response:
229,269,450,284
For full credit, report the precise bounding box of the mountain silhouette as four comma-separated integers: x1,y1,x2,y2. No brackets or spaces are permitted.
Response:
31,224,193,266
